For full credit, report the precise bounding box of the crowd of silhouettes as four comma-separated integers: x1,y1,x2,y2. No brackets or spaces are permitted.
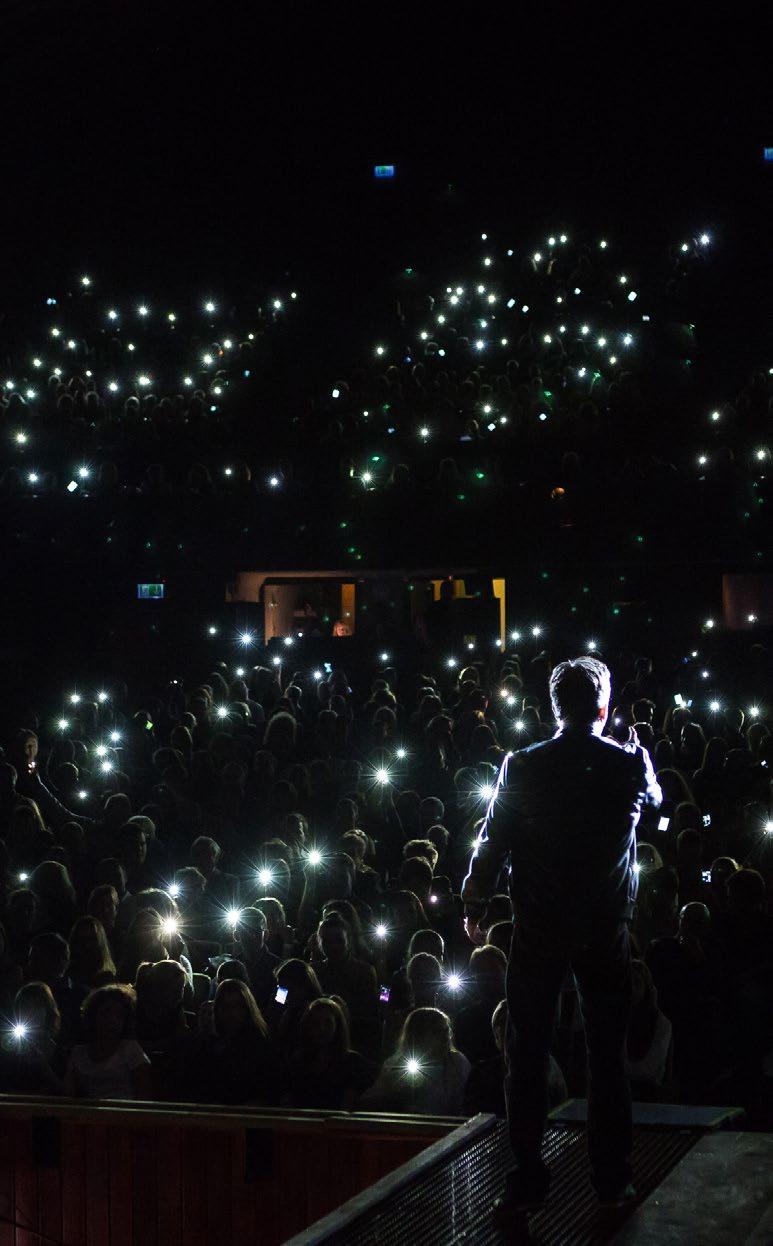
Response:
1,230,772,572
0,635,771,1125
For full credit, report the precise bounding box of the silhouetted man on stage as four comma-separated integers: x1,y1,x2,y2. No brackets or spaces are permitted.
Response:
462,656,662,1217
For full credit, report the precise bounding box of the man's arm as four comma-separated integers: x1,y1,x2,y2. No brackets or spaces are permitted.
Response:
640,745,663,809
623,730,663,810
24,772,93,828
460,752,515,911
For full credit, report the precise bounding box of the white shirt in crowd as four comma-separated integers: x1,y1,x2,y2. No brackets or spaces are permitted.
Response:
66,1040,151,1100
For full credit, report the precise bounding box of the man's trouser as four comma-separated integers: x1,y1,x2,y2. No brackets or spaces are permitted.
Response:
504,916,633,1193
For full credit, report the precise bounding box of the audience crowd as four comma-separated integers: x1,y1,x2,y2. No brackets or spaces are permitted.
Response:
0,229,771,570
0,227,771,1123
1,637,771,1125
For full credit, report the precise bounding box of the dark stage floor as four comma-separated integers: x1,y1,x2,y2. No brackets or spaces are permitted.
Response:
287,1108,760,1245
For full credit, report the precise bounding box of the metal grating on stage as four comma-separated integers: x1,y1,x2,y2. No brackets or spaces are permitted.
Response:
286,1117,701,1245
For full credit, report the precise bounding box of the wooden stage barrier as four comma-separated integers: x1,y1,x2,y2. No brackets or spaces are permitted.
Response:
0,1095,462,1246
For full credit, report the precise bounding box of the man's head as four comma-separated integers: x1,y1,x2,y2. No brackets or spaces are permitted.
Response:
407,928,444,963
174,866,207,901
426,823,450,861
468,944,508,995
234,907,267,957
549,657,611,731
317,913,350,963
420,796,444,829
190,836,220,878
104,793,132,831
117,823,147,872
87,883,119,930
678,902,710,939
340,830,367,865
14,730,38,769
403,838,439,872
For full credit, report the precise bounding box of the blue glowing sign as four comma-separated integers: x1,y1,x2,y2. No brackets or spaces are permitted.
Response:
137,583,164,600
764,148,773,162
374,164,395,178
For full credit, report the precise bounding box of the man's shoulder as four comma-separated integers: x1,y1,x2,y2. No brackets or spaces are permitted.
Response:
593,734,648,771
504,734,567,771
522,737,556,755
497,739,556,786
596,734,624,751
507,732,647,776
507,737,555,765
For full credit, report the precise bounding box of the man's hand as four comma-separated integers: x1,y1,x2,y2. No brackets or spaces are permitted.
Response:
464,914,486,946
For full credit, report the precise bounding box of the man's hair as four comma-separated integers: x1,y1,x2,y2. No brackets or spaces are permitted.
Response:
317,911,349,936
402,838,439,871
469,944,508,977
549,657,611,726
191,836,220,859
239,906,268,934
408,928,444,960
406,952,442,988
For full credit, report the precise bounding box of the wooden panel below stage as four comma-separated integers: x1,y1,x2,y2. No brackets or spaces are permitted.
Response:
0,1098,461,1246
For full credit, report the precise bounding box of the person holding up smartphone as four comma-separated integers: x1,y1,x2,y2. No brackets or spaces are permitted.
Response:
11,729,92,829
